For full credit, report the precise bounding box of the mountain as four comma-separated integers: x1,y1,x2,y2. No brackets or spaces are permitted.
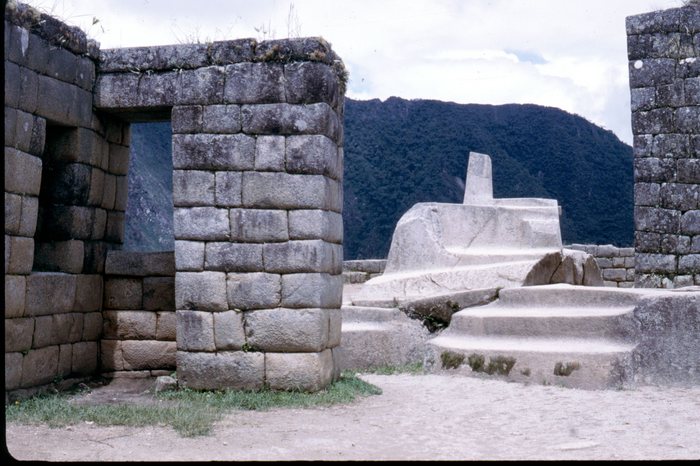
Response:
124,97,634,259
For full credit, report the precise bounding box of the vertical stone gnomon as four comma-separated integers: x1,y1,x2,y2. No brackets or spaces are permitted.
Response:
96,38,347,391
627,4,700,288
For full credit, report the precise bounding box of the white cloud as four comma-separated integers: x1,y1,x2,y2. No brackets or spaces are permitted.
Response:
21,0,686,144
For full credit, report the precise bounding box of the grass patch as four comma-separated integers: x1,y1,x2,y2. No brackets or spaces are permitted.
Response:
5,372,381,438
361,362,424,375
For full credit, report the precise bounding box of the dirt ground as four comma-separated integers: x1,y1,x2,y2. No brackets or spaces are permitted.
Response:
5,373,700,461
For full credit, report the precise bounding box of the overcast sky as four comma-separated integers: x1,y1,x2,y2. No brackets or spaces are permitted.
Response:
24,0,685,144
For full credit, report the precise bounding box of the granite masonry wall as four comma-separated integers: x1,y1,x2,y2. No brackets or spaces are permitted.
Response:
567,244,636,288
627,4,700,288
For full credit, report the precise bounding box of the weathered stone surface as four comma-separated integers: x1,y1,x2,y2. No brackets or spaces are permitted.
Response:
286,135,340,179
175,271,227,311
172,133,255,170
103,311,157,340
635,206,681,233
635,182,660,207
328,308,342,348
21,345,58,387
108,143,130,176
39,205,96,240
281,273,343,308
214,171,243,207
285,61,339,106
4,147,42,196
5,352,23,390
121,340,176,370
74,274,103,312
5,193,22,234
265,349,334,392
263,240,341,274
72,341,98,374
143,277,175,312
176,350,264,390
241,172,341,211
176,66,225,105
33,313,83,347
213,310,246,350
103,277,142,310
226,272,281,310
202,104,242,133
173,170,215,206
177,310,216,351
660,234,691,254
628,58,676,88
229,209,288,242
635,253,677,273
583,255,605,287
156,311,177,341
245,308,329,352
171,105,203,133
254,135,285,171
678,159,700,184
5,235,34,275
288,209,343,243
241,103,340,142
100,340,124,371
57,343,72,377
82,312,102,341
5,274,26,318
660,183,699,211
205,242,264,272
33,240,85,273
631,107,675,135
105,211,125,243
154,375,178,393
105,251,175,277
224,62,285,104
681,210,700,235
174,207,229,241
25,272,76,316
175,240,205,271
5,317,34,352
678,254,700,274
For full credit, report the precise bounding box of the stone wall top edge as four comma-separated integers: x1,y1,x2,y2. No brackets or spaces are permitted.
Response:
626,4,699,35
6,1,100,60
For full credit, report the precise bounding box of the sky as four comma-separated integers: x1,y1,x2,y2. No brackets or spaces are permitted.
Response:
22,0,686,145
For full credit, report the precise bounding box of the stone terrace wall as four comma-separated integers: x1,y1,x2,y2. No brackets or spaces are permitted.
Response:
567,244,636,288
95,38,347,392
627,4,700,288
101,251,176,376
5,2,130,393
342,259,386,284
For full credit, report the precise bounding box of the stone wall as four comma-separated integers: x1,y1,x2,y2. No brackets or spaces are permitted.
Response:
627,4,700,288
101,251,176,376
342,259,386,284
5,2,128,392
567,244,636,288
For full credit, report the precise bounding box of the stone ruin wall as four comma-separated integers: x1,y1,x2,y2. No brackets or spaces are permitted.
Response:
627,4,700,288
5,1,346,395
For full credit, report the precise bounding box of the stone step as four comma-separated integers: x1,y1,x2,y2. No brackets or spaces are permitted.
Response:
341,305,403,323
447,304,639,340
496,284,648,307
425,334,636,389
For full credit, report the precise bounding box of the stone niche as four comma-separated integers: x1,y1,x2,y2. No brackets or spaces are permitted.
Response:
95,37,347,392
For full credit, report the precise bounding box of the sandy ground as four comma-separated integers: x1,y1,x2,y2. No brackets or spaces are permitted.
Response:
5,373,700,461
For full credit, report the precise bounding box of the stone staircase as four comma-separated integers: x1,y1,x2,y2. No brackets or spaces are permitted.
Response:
424,284,678,389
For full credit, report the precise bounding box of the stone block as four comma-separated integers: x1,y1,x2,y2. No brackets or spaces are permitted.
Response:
692,236,700,253
33,240,85,273
5,236,32,274
661,234,691,254
5,106,17,147
635,253,677,273
33,313,83,347
673,275,695,288
121,340,176,370
678,159,700,184
103,311,157,340
58,344,72,377
171,105,203,133
677,107,700,133
213,310,246,350
265,349,333,392
105,211,125,243
5,60,20,107
135,71,179,107
25,272,76,316
241,103,340,142
18,195,38,237
631,108,675,135
13,109,34,154
45,44,78,83
229,208,289,242
226,272,281,310
94,73,141,109
245,308,329,352
37,74,86,127
636,231,661,252
224,62,285,104
679,254,700,274
660,183,700,211
40,205,95,240
5,275,26,318
263,240,342,274
281,273,343,308
602,268,627,282
175,271,227,311
46,127,100,165
241,172,339,211
175,240,205,271
105,250,176,276
625,256,636,268
108,144,130,176
685,77,700,105
635,206,681,234
72,341,98,374
75,56,96,91
285,61,339,106
103,277,142,310
173,133,255,170
143,277,175,312
4,147,42,196
173,170,215,206
82,241,110,274
681,210,700,235
82,312,102,341
73,274,103,313
174,207,229,241
176,350,264,390
626,8,681,35
655,79,685,108
328,308,342,348
628,58,676,88
205,242,264,272
612,257,625,267
6,352,22,390
596,257,613,268
202,104,242,133
100,340,124,371
286,135,340,179
114,175,128,211
5,192,22,234
175,66,225,105
5,317,34,352
288,210,343,243
156,311,177,341
42,161,92,205
214,171,243,207
254,135,285,171
634,182,660,207
21,345,58,387
87,168,105,206
207,38,256,65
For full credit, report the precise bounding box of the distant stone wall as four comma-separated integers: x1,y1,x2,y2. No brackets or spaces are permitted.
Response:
627,4,700,288
101,251,176,376
567,245,636,288
5,2,129,393
342,259,386,284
